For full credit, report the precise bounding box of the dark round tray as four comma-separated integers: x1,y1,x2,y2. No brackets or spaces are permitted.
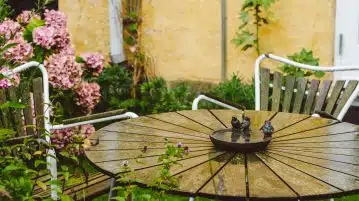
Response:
210,128,271,152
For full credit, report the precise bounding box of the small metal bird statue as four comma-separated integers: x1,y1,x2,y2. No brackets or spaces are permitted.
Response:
262,120,274,137
242,117,251,131
142,145,148,153
231,116,242,130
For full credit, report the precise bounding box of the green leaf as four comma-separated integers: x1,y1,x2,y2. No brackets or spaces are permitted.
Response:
0,101,27,109
128,23,138,33
0,128,16,135
239,11,249,23
23,152,32,160
60,195,73,201
33,150,43,155
111,197,126,201
59,151,70,158
294,71,305,77
4,164,21,172
33,45,45,63
0,43,17,55
34,159,47,168
23,19,46,42
75,56,85,63
36,180,47,191
314,71,325,78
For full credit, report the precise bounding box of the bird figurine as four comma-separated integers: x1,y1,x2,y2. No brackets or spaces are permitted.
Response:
142,145,148,153
231,116,242,130
242,116,251,131
262,120,274,137
231,130,241,142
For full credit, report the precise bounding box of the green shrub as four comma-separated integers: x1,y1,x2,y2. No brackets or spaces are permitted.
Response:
210,74,255,110
0,0,13,22
117,77,194,115
97,64,133,109
278,48,324,78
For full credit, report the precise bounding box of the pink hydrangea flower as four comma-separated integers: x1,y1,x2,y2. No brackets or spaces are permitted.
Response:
33,26,56,49
80,124,95,138
0,19,21,40
0,67,20,88
16,10,41,25
51,127,75,149
44,9,67,29
3,34,33,63
81,53,105,76
53,27,70,49
51,124,95,151
59,45,75,55
44,53,82,89
75,82,101,112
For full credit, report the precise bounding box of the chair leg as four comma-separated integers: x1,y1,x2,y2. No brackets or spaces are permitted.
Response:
108,178,116,201
189,197,195,201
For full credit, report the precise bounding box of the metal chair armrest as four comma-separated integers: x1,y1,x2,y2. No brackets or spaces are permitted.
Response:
192,93,245,110
51,112,139,130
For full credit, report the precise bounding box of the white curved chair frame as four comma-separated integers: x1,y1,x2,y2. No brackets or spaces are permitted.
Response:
3,62,139,200
192,53,359,121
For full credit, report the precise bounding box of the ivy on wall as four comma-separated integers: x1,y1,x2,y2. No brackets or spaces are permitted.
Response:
122,0,155,97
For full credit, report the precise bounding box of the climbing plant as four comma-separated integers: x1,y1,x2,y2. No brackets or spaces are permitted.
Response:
122,0,155,97
232,0,277,55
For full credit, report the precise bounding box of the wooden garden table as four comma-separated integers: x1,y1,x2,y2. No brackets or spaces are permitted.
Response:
85,109,359,201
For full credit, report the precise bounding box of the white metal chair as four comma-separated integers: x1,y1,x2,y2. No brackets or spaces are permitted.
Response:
192,53,359,121
3,62,139,200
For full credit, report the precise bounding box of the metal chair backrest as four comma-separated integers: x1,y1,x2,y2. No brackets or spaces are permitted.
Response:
255,54,359,121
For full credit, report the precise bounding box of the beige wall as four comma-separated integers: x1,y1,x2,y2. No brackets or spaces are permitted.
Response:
142,0,336,83
59,0,110,58
60,0,336,83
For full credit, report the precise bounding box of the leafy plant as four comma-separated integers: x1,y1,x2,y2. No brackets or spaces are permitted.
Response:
113,139,187,201
0,0,13,22
210,74,255,110
278,48,325,78
232,0,277,55
97,64,133,109
116,77,194,115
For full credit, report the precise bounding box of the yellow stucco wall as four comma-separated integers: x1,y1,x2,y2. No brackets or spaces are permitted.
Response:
60,0,335,83
59,0,110,58
142,0,336,83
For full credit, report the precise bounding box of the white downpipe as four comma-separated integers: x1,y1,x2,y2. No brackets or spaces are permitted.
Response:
108,0,125,63
51,112,139,130
3,62,58,200
192,94,240,110
255,53,359,120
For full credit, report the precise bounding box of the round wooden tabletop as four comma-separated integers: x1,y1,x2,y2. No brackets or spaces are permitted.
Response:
85,110,359,201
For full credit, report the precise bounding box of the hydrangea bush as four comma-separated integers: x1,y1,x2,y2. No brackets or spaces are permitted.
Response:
0,9,105,153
